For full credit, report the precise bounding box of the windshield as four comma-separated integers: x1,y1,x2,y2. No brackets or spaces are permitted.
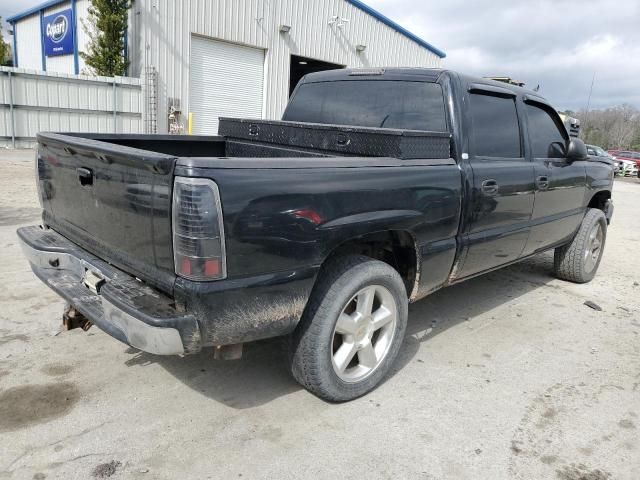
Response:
284,80,448,132
593,146,608,156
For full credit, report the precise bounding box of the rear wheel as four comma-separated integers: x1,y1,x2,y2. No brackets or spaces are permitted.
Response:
289,255,408,402
554,208,607,283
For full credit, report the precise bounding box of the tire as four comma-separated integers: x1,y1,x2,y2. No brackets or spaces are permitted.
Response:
554,208,607,283
289,255,408,402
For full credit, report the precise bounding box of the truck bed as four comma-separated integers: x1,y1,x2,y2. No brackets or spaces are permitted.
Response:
38,120,460,326
61,117,451,159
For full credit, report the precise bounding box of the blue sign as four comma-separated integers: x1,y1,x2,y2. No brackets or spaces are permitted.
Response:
43,9,74,57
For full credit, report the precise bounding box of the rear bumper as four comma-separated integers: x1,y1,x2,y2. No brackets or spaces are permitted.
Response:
17,226,200,355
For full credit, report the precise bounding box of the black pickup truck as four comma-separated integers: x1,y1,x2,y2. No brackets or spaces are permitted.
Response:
18,68,614,401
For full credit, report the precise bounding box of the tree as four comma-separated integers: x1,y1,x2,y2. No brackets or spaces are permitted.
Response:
578,104,640,149
0,18,12,66
81,0,133,77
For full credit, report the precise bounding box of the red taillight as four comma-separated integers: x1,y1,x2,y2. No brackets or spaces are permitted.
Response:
204,259,221,277
172,177,227,281
179,257,192,276
292,208,323,225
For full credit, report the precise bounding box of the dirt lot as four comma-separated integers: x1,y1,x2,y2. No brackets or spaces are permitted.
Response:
0,149,638,480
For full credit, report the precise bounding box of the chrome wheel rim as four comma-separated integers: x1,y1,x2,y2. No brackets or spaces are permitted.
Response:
584,222,603,273
331,285,397,383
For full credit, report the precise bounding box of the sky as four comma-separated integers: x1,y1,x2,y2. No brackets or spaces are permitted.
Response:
1,0,638,111
364,0,640,111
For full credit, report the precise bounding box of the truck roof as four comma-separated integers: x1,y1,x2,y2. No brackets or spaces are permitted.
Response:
300,68,445,83
300,68,548,103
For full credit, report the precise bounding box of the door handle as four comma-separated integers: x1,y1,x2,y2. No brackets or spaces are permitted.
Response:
481,179,499,196
536,175,549,190
77,167,93,187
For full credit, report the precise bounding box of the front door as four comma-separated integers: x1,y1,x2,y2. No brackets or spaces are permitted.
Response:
521,100,587,255
455,87,535,279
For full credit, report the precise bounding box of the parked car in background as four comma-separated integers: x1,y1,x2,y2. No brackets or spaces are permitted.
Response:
608,150,640,168
587,144,619,174
619,159,639,177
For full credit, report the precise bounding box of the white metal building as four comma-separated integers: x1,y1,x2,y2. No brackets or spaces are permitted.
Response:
8,0,445,134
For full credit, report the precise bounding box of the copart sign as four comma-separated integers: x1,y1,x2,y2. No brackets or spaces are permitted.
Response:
43,9,74,57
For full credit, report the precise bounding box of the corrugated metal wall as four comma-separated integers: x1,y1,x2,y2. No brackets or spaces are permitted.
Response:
0,67,143,148
74,0,92,73
14,15,42,72
132,0,443,133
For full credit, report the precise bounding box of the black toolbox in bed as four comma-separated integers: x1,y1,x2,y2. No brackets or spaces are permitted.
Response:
218,118,451,160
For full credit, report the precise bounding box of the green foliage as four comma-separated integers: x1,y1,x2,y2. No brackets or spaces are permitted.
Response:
0,18,11,66
81,0,133,77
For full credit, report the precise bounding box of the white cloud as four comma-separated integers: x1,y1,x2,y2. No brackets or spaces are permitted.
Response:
366,0,640,110
3,0,638,110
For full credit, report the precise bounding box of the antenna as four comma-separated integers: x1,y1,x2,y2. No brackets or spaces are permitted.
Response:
584,71,596,129
585,71,596,113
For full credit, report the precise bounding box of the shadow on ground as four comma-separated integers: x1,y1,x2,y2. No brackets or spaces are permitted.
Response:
123,252,557,409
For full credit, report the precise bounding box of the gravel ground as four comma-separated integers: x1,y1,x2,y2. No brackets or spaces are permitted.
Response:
0,149,638,480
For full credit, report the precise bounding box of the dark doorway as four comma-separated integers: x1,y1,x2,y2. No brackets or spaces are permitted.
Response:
289,55,344,96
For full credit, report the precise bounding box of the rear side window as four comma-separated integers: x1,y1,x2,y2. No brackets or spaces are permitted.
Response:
525,103,568,158
469,92,521,158
283,80,447,132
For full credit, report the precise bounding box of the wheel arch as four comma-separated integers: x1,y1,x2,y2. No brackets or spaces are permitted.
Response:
587,189,613,224
317,230,419,299
587,190,611,211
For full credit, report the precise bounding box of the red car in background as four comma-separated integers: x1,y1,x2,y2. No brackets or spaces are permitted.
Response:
608,149,640,167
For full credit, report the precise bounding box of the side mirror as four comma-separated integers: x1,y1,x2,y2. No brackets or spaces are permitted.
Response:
566,138,588,161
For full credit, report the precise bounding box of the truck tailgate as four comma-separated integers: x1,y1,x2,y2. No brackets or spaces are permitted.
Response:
37,133,176,293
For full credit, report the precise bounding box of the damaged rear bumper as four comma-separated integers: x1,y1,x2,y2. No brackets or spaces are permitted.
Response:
17,225,200,355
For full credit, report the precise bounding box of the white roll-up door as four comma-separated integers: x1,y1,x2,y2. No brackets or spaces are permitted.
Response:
189,36,264,134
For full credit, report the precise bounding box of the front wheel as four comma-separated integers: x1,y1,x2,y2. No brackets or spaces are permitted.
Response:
554,208,607,283
288,255,408,402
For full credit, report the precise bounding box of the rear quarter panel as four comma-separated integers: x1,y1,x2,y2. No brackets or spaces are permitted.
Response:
175,161,462,293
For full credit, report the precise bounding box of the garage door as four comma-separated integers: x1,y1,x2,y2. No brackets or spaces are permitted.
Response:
190,36,264,134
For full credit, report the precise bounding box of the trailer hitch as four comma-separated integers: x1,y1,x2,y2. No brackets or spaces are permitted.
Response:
213,343,243,360
63,304,93,331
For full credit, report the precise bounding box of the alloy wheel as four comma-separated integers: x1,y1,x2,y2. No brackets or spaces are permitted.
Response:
330,285,398,383
584,222,603,274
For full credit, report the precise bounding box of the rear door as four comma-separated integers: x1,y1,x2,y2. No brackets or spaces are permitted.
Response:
455,86,535,278
521,100,586,255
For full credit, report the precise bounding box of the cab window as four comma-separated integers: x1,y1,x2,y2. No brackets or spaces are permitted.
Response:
525,103,568,158
469,92,522,158
284,80,447,132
